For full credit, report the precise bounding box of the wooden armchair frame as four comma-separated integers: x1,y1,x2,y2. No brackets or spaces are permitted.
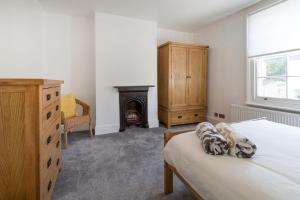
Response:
164,128,204,200
61,98,93,148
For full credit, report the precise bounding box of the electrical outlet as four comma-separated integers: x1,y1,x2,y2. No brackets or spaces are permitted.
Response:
214,112,218,117
219,114,225,119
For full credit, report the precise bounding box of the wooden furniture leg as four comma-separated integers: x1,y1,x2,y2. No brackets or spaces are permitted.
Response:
64,130,68,148
167,117,171,128
164,161,173,194
89,121,93,137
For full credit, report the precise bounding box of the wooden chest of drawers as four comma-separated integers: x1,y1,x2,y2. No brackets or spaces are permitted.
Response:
0,79,63,200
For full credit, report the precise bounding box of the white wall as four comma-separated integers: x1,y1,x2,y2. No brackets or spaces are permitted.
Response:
157,28,195,46
42,13,72,93
69,16,95,122
0,0,43,77
42,13,95,124
0,0,95,129
194,0,278,123
95,13,158,134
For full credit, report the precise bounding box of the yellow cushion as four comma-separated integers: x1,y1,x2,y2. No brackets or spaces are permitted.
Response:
61,94,77,118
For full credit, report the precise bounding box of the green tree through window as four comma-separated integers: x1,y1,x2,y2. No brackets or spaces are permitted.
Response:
265,57,287,77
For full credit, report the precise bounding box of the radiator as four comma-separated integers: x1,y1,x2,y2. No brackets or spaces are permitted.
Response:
230,104,300,127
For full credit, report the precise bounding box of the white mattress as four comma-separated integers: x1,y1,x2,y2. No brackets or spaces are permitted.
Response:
163,120,300,200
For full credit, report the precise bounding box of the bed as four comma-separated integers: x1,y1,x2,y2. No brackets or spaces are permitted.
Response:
163,119,300,200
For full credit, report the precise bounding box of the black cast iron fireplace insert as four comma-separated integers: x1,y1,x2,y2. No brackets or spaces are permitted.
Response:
114,85,154,132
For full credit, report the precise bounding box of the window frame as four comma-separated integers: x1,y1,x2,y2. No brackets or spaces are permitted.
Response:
247,50,300,112
246,0,300,112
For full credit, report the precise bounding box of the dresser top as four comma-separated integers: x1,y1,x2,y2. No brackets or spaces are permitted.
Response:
0,79,64,86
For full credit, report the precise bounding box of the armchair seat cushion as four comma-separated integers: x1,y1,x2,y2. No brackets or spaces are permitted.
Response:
64,115,90,130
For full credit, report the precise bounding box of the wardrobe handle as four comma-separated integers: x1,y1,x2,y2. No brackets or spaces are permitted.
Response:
56,105,59,111
178,116,182,119
47,158,52,168
56,123,60,130
56,91,59,96
47,136,52,145
194,114,198,117
47,112,52,119
186,75,191,78
47,180,52,192
46,94,51,101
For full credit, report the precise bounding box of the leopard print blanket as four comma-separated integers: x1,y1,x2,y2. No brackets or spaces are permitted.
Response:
216,122,257,158
196,122,229,155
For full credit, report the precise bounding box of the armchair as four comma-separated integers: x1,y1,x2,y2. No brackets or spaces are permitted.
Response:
61,98,93,148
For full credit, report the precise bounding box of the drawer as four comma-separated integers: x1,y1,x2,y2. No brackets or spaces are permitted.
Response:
42,86,61,108
40,154,60,200
42,99,61,129
171,110,205,125
40,135,61,180
40,117,62,179
41,116,60,147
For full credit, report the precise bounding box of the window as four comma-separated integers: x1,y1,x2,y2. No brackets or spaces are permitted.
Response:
255,51,300,100
247,0,300,111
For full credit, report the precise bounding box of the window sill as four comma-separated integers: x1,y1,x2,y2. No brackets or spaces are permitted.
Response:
245,102,300,114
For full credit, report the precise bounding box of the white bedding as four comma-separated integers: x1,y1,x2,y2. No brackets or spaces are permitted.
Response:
163,120,300,200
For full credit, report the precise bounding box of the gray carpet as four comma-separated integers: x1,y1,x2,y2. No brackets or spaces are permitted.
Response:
52,125,197,200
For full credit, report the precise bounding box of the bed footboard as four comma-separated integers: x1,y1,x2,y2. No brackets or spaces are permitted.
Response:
163,128,204,200
164,128,195,145
163,128,194,195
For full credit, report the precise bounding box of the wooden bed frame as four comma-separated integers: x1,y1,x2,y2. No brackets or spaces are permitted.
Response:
164,129,204,200
163,118,270,199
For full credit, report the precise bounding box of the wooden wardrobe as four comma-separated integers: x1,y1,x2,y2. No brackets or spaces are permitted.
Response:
158,42,208,127
0,79,63,200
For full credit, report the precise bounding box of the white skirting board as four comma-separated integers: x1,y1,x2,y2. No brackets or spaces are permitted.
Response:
231,104,300,127
148,120,159,129
95,123,119,135
95,120,159,135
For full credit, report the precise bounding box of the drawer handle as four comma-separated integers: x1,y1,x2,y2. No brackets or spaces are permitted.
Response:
47,180,52,192
178,116,182,119
56,140,60,148
56,105,59,111
56,91,59,96
56,158,60,166
47,158,52,168
194,114,199,117
56,123,60,130
47,136,52,145
47,112,52,120
46,94,51,101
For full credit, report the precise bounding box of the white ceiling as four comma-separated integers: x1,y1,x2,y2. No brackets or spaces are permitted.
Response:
38,0,261,32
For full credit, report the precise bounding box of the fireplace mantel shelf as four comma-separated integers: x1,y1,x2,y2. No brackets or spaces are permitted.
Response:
114,85,154,92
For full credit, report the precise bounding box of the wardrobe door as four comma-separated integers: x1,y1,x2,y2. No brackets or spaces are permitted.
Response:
188,48,206,107
158,45,169,108
171,46,188,108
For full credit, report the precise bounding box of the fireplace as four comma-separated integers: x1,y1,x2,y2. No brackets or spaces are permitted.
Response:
114,85,154,131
